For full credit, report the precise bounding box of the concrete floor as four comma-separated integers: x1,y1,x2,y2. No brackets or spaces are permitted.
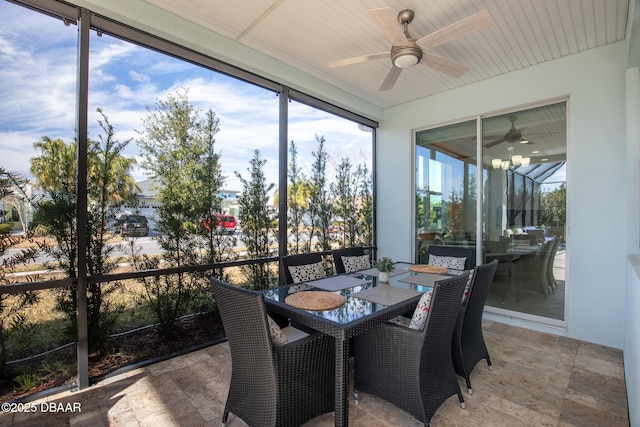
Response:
1,319,628,427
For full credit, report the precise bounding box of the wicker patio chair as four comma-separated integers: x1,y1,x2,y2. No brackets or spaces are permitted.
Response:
426,245,475,270
211,278,335,427
452,259,499,394
331,246,371,274
280,252,325,285
353,273,469,427
513,239,553,298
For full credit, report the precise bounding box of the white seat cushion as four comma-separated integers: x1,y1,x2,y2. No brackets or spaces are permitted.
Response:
342,254,370,272
288,262,326,283
429,254,466,270
267,315,288,346
409,290,433,331
281,326,310,343
461,268,474,304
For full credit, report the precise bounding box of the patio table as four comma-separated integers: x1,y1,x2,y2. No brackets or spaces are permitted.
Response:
260,262,452,427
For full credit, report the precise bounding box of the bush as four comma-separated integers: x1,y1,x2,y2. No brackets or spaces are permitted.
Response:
0,223,12,234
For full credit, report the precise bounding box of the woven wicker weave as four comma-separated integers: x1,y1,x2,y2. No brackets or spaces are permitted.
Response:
453,259,499,394
354,273,469,426
211,278,335,427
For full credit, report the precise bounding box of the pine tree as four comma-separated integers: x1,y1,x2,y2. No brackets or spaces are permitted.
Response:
235,149,275,289
307,135,334,251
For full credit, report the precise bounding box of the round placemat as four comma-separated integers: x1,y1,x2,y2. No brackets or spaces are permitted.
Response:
409,264,448,274
285,291,346,311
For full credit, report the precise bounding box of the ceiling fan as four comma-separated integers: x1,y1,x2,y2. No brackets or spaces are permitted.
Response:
328,7,494,91
484,115,532,148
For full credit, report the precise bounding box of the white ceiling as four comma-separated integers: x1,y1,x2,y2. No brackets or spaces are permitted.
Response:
142,0,629,110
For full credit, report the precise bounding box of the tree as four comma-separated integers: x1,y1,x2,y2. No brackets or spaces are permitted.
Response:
307,135,334,252
357,163,373,246
332,157,359,247
540,182,566,239
235,149,275,289
136,88,216,334
286,141,308,254
31,137,76,194
191,109,235,282
0,168,40,377
30,138,78,279
84,109,138,347
30,110,138,350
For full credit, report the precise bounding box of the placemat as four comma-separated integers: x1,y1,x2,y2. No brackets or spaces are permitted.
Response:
357,267,407,278
408,264,448,274
399,273,450,287
351,285,422,306
285,291,346,311
306,275,369,291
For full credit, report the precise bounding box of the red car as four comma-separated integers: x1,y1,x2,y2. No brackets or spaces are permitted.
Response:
203,214,237,235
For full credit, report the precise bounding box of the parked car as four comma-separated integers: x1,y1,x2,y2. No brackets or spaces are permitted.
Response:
116,214,150,237
203,214,237,235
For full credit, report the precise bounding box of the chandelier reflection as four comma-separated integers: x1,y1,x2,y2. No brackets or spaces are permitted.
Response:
492,146,530,170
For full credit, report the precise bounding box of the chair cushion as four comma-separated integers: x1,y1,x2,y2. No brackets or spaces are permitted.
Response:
342,254,370,273
288,262,326,283
409,290,433,331
281,325,310,343
267,315,288,346
461,268,474,304
429,254,466,270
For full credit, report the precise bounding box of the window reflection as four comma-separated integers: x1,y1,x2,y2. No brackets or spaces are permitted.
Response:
415,120,477,263
415,102,567,322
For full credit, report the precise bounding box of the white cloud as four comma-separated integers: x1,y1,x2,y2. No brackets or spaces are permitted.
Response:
0,1,372,193
128,70,150,83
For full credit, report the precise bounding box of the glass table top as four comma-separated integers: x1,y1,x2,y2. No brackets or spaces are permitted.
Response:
261,263,463,326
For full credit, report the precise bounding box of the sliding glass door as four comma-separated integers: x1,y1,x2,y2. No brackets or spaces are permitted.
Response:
415,101,567,323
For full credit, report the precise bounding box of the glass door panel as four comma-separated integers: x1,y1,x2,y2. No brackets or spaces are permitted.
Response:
482,103,567,321
415,120,478,264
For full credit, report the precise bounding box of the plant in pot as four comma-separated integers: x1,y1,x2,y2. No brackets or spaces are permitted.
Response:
374,257,395,283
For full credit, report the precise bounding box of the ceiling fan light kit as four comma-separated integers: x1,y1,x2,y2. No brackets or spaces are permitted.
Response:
391,44,422,68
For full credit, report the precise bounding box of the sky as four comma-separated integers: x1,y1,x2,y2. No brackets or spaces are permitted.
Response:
0,1,373,194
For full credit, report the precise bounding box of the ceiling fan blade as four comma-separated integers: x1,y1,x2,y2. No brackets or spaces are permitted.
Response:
369,8,407,45
379,66,402,91
328,52,388,68
483,138,506,148
420,51,470,78
416,10,494,50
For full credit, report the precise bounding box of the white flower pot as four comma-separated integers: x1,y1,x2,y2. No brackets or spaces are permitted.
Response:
379,271,390,282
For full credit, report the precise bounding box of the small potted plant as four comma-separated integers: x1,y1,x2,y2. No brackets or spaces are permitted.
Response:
374,257,395,282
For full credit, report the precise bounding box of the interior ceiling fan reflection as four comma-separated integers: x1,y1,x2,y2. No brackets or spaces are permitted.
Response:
484,115,533,148
328,8,494,91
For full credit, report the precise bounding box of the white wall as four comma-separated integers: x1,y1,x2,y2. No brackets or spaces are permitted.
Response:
626,257,640,426
625,66,640,427
378,42,629,349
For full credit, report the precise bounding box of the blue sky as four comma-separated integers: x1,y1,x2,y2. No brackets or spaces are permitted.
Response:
0,1,373,193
